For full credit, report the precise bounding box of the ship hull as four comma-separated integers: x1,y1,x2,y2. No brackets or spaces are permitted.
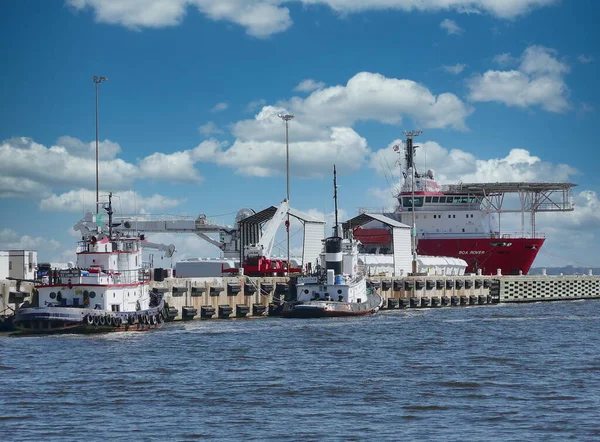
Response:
416,237,545,275
13,302,166,335
282,293,383,319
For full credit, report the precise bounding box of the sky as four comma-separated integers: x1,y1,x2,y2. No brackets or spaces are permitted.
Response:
1,0,599,269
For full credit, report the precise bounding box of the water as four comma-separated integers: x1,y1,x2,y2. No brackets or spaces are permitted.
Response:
1,301,599,441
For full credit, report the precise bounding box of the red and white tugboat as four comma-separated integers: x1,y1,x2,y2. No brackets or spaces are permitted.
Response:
13,194,173,334
353,131,576,275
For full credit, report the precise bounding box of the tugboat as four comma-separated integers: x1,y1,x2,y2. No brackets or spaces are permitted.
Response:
282,167,383,318
13,194,173,334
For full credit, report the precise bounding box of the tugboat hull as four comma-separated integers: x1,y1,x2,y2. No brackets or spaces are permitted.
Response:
13,302,166,334
282,293,382,319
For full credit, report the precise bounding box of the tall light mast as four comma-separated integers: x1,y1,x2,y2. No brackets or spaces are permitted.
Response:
403,129,422,275
278,113,294,274
93,75,108,215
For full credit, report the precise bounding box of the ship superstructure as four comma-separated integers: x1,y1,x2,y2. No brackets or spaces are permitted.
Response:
354,133,576,275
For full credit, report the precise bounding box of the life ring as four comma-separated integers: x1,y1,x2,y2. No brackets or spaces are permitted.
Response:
86,315,94,325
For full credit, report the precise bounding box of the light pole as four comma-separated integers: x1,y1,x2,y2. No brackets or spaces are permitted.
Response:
402,129,422,276
93,75,108,214
278,113,294,274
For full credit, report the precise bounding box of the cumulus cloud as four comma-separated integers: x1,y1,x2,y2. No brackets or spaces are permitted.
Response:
492,52,515,66
0,228,62,256
443,63,467,74
284,72,472,130
440,18,463,35
39,189,186,214
210,102,228,112
198,121,223,136
66,0,557,37
0,136,210,200
294,79,325,92
577,54,594,64
0,137,138,193
468,45,571,112
246,98,267,113
368,139,579,204
201,72,471,178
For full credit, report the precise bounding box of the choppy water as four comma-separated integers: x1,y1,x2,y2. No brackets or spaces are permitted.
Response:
1,301,599,441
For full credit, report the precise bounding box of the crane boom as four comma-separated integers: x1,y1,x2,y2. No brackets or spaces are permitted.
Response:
245,199,289,259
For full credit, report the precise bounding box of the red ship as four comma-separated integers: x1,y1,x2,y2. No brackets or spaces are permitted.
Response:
353,132,576,275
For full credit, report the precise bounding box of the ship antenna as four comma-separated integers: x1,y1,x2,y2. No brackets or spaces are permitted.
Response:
402,130,422,275
333,165,339,237
106,192,114,240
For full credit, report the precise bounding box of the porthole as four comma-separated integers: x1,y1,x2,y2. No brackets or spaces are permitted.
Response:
89,291,96,298
49,291,57,299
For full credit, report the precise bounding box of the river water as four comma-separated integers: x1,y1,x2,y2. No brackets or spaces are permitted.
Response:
1,300,599,441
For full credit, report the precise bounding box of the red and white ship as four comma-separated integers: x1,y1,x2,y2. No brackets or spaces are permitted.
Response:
353,132,576,275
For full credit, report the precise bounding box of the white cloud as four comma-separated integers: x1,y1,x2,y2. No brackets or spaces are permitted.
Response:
284,72,472,130
139,150,204,183
294,79,325,92
492,52,515,66
0,137,139,193
246,98,267,112
0,136,211,199
199,121,223,135
577,54,594,64
0,228,62,256
368,139,579,204
468,45,571,112
66,0,557,37
56,135,122,160
210,102,228,112
440,18,463,35
191,72,471,178
303,0,557,19
39,189,186,214
443,63,467,74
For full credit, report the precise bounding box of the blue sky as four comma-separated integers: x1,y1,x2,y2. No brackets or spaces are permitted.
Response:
1,0,599,268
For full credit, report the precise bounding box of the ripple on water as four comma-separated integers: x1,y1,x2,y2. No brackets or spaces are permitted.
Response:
0,300,599,441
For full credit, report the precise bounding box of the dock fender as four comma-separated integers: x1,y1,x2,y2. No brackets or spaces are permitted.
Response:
85,315,94,325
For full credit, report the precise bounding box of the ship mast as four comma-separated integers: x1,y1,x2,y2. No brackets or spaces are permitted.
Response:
403,130,422,275
333,165,339,237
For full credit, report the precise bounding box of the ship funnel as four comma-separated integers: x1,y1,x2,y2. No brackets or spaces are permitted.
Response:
325,236,343,275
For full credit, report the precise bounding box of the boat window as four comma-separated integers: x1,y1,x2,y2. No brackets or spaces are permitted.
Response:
425,197,432,203
439,197,446,203
453,196,462,203
402,197,424,207
461,197,469,204
432,197,439,203
470,197,477,204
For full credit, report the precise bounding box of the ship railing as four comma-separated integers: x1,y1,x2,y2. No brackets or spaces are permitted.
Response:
418,231,546,239
358,207,390,214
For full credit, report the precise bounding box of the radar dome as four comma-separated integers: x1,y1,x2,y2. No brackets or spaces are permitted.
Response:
235,208,255,225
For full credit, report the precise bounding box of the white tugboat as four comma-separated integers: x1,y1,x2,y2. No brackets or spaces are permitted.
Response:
13,194,174,334
282,167,383,318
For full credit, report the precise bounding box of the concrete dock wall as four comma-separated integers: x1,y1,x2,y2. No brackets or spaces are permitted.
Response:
368,275,497,308
152,276,289,319
499,275,600,302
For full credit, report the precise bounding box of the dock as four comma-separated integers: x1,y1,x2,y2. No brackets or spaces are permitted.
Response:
2,273,600,324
